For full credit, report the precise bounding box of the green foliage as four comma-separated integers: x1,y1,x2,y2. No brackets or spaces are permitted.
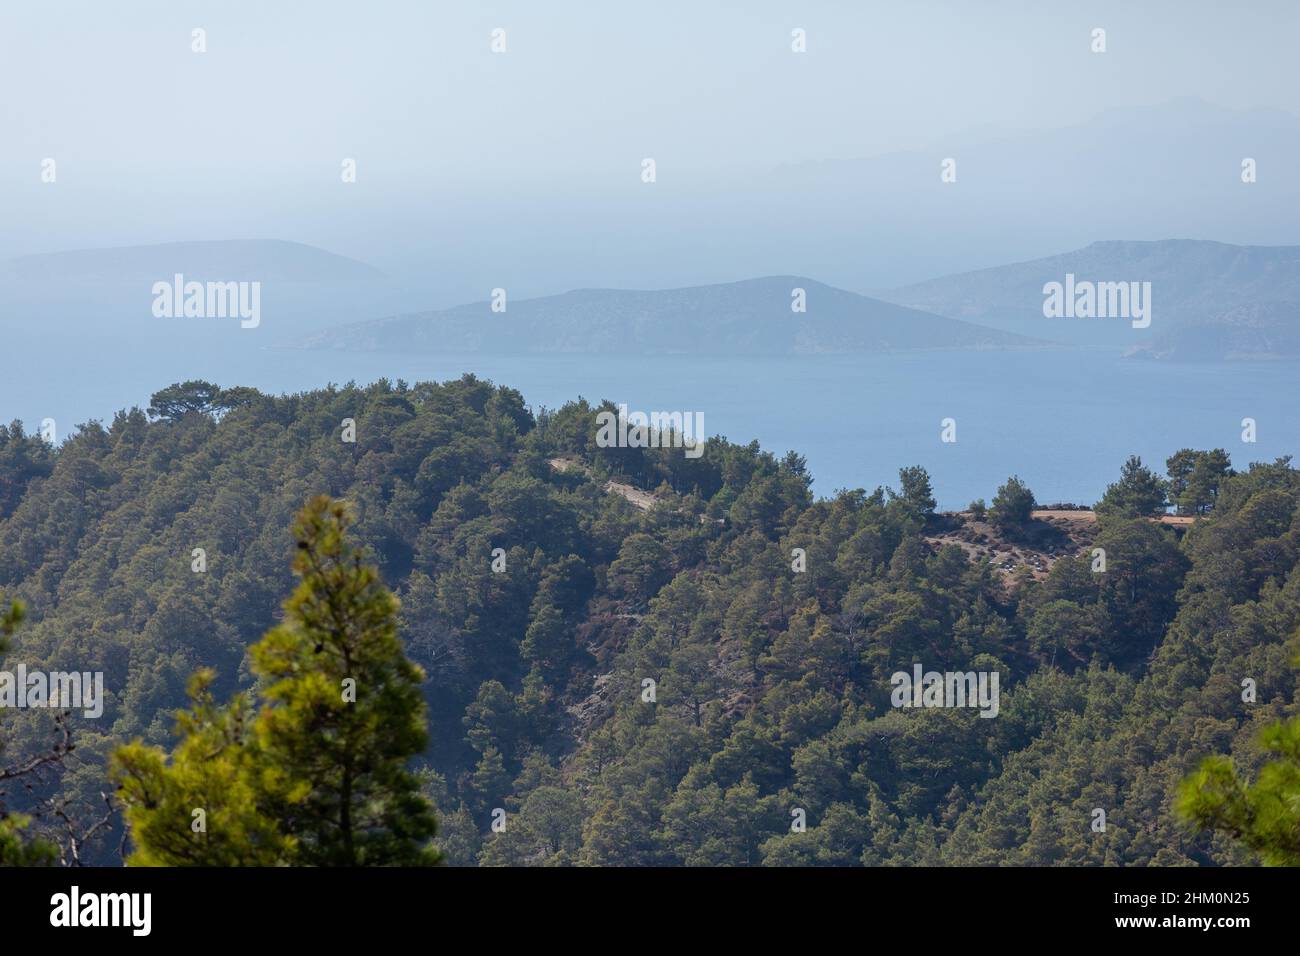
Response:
2,375,1298,867
0,421,54,519
111,671,290,866
608,533,672,601
146,380,227,421
896,466,937,522
1167,448,1233,515
1096,455,1167,518
0,814,57,867
990,475,1036,532
1177,642,1300,866
250,496,439,865
1,594,22,646
111,496,439,865
1027,599,1105,668
0,597,57,866
1178,717,1300,866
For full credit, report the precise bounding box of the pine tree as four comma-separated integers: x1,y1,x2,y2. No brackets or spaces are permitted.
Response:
990,476,1036,533
111,671,291,866
251,496,439,865
112,496,440,866
1096,455,1167,518
1176,643,1300,866
1177,720,1300,865
896,465,937,522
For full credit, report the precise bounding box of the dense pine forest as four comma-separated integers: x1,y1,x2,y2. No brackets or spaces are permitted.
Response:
1,376,1297,865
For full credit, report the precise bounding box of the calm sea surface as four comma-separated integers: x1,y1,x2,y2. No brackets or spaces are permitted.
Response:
5,331,1294,510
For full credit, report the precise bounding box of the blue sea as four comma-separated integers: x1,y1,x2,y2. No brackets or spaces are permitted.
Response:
4,328,1294,510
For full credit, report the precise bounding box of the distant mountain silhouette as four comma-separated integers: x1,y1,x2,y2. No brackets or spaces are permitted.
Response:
1,240,383,282
292,276,1046,355
763,98,1300,289
880,239,1300,360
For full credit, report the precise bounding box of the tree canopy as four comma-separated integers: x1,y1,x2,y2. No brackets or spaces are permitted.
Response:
0,376,1296,866
111,496,440,866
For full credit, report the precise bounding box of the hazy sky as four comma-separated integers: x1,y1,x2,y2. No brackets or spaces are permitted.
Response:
3,0,1299,284
3,1,1299,497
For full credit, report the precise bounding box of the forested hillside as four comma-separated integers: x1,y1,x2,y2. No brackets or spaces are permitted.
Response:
0,376,1296,865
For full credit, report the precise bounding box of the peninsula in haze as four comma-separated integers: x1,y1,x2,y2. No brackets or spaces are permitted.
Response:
291,277,1047,356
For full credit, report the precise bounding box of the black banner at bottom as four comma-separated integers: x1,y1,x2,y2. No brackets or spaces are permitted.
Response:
0,864,1282,942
